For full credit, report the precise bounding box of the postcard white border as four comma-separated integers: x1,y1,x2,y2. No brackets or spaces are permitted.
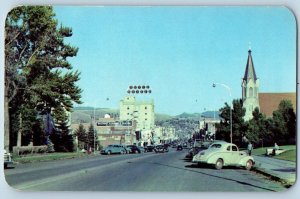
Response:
0,1,299,199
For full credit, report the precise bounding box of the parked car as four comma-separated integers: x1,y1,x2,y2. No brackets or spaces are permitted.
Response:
138,146,145,153
185,140,223,159
127,145,141,154
145,145,155,152
192,141,255,170
4,150,13,169
121,145,132,154
154,144,169,153
100,145,126,155
186,146,208,159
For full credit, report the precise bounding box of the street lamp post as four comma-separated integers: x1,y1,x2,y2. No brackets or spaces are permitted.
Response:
212,83,233,146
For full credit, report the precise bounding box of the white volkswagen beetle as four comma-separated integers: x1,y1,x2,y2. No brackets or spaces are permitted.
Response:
192,141,254,170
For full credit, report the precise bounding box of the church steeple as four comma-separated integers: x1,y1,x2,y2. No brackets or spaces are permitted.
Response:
243,49,257,83
241,48,260,121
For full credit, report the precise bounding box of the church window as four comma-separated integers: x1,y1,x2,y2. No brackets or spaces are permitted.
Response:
249,87,253,97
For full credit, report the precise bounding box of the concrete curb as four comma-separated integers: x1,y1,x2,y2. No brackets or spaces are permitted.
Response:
253,166,295,188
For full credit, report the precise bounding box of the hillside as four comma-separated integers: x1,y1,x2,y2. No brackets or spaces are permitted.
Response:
71,108,119,123
70,107,219,124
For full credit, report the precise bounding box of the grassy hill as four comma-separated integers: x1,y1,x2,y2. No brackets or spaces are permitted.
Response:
71,107,119,123
70,107,217,124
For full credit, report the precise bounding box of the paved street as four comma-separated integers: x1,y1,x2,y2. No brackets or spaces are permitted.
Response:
4,148,286,192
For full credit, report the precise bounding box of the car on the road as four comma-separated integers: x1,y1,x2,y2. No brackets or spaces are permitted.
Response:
177,144,183,151
185,140,223,159
127,145,141,154
154,144,169,153
186,145,208,159
121,145,132,154
4,149,13,169
192,141,255,170
100,145,126,155
138,146,145,153
145,145,155,152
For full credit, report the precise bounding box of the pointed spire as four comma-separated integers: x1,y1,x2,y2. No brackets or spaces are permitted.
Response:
243,49,257,82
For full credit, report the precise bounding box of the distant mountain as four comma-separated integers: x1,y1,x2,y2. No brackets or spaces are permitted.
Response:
201,111,220,119
71,107,219,124
155,113,174,121
71,107,119,123
175,111,220,120
175,112,202,120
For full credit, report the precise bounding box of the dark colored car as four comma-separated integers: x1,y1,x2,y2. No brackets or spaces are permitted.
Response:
185,146,208,159
145,145,155,152
127,145,141,154
177,145,183,151
154,144,169,153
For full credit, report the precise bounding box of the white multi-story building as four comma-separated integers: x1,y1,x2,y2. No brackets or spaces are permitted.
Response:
153,126,176,144
119,96,155,145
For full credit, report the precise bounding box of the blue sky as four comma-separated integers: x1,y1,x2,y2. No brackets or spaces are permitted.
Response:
53,6,296,116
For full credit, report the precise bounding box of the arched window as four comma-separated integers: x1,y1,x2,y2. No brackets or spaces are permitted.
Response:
249,87,253,97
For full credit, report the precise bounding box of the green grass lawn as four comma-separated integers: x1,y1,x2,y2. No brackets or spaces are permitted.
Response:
13,152,93,164
252,145,296,162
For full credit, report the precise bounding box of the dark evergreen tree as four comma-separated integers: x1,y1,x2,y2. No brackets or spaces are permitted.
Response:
5,6,82,150
74,123,87,150
87,123,98,151
271,100,296,145
216,99,246,146
246,108,272,147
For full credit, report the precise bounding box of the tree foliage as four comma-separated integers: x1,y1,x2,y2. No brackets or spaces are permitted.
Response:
5,6,82,151
216,99,246,146
74,123,87,150
216,98,296,148
271,100,296,145
87,123,99,150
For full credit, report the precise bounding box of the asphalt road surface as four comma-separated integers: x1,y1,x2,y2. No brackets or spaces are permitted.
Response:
4,148,286,192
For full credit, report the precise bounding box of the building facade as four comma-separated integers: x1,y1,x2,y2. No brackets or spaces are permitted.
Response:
242,49,260,121
259,92,296,117
153,126,177,144
119,96,155,145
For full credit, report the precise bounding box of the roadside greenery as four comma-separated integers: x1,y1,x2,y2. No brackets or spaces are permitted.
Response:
216,99,296,148
252,145,296,162
73,123,100,151
13,152,89,164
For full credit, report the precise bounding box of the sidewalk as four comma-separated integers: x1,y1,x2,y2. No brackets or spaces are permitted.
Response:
253,155,296,185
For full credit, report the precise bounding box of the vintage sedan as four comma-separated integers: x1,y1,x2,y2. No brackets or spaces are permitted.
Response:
100,145,126,155
192,141,255,170
154,144,169,153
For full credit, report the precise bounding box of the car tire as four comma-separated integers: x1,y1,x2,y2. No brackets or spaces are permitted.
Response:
107,151,111,155
245,160,253,170
135,150,139,154
215,158,223,170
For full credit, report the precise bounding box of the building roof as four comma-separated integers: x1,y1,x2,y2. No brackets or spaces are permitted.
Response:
96,118,116,123
243,50,258,82
259,92,296,117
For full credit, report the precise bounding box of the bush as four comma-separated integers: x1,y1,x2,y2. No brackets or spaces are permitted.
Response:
13,145,48,156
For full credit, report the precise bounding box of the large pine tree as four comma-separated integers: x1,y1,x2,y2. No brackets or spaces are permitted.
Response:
5,6,82,151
